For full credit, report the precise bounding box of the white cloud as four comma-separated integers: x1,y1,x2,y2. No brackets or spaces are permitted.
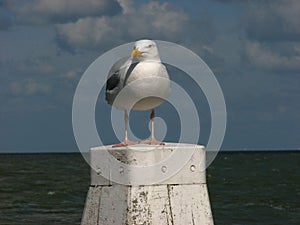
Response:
16,59,54,75
246,42,300,71
10,79,51,96
56,17,113,49
64,68,82,79
55,1,188,50
117,0,134,14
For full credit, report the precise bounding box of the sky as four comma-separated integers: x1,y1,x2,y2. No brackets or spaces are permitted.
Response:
0,0,299,152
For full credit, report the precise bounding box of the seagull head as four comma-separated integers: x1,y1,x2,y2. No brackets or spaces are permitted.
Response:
131,39,160,62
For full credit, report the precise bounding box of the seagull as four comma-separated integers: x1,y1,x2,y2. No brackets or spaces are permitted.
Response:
105,39,170,147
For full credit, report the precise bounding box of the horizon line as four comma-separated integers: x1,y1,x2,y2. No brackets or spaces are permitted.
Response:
0,149,299,154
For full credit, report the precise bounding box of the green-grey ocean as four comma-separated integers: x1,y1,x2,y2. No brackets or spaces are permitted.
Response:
0,152,299,225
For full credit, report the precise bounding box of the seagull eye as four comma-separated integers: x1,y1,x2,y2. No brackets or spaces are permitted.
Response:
147,44,153,48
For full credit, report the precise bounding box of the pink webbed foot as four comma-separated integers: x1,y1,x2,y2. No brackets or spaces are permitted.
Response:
112,140,139,148
139,138,165,146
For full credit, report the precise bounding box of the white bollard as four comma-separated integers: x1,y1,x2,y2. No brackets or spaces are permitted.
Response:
81,143,214,225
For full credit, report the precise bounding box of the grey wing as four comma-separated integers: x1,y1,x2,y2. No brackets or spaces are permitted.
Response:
105,56,131,105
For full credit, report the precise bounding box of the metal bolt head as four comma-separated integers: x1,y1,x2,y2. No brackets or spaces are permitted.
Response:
161,166,167,173
190,165,196,172
119,166,124,174
96,168,101,175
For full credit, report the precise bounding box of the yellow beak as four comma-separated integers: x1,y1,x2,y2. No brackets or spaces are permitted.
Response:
132,48,143,58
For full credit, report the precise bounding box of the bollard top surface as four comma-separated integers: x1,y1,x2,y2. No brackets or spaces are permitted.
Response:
90,142,205,151
90,143,206,186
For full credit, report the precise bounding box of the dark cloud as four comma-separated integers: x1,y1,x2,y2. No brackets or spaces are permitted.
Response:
215,0,300,42
243,0,300,42
211,0,300,72
3,0,121,24
241,0,300,71
0,6,14,29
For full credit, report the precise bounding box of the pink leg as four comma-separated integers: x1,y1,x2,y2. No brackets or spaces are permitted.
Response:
140,109,165,145
112,110,139,148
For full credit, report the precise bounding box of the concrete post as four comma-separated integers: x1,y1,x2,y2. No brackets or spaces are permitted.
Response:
81,143,214,225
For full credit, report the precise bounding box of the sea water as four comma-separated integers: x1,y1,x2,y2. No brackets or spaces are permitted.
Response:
0,152,299,225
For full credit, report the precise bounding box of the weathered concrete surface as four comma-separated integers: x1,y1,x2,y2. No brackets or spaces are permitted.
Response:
82,184,213,225
81,144,214,225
